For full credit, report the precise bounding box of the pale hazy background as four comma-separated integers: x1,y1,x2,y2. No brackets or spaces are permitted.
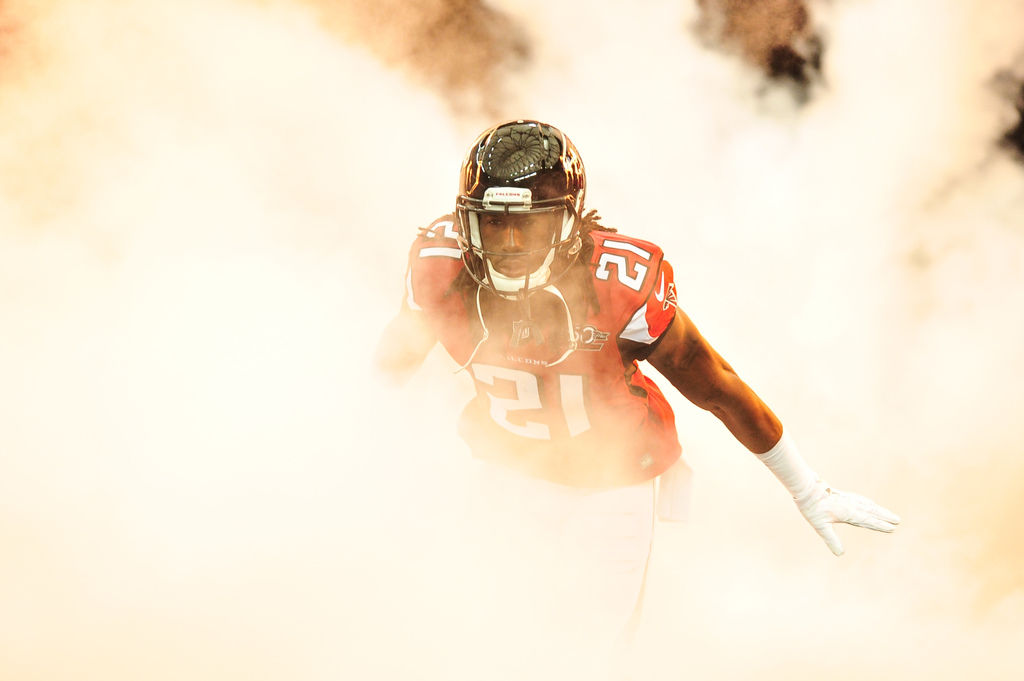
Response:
1,1,1022,679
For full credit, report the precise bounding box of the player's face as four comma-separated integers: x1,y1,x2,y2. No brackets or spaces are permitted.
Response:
478,211,561,277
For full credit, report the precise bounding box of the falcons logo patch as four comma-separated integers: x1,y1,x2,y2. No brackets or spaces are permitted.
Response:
653,272,678,311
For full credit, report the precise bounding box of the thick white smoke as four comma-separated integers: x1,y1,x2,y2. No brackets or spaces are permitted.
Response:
1,0,1022,679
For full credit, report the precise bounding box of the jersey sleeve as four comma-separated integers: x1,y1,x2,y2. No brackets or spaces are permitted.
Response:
618,258,677,345
404,215,464,314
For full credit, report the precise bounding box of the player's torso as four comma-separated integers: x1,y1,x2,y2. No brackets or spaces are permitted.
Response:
406,217,680,486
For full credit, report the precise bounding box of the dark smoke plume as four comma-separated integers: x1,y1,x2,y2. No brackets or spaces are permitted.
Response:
287,0,531,115
694,0,823,101
999,78,1024,160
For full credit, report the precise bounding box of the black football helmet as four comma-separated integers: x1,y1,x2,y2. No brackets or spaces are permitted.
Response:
455,120,586,297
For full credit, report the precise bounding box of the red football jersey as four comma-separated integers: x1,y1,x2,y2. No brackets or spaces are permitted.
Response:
405,215,682,488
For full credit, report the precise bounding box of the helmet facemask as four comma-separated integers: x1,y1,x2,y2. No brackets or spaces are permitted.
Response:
456,186,583,297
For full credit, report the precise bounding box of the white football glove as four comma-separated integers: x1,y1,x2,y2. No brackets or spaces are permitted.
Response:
793,481,901,556
757,431,901,556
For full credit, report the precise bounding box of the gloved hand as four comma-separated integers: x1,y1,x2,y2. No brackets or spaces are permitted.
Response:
756,431,901,556
794,481,901,556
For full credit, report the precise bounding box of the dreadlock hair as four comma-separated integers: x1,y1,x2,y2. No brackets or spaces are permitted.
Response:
576,208,614,262
570,209,615,315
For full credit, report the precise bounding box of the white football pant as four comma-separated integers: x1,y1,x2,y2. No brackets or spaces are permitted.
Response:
461,460,657,680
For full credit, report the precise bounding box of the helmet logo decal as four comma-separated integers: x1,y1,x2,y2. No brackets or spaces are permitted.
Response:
483,125,561,181
483,186,532,210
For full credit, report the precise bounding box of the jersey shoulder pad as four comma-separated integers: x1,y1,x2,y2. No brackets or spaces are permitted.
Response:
587,230,665,302
405,214,465,312
586,231,676,344
589,231,664,259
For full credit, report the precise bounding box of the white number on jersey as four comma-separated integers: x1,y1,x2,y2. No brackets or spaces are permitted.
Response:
426,220,459,240
594,240,652,292
470,364,591,440
418,220,462,259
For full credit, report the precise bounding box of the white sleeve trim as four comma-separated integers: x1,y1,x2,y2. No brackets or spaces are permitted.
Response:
418,246,462,259
619,303,657,344
405,268,422,311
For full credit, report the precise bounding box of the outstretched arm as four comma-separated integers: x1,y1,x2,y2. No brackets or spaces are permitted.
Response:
646,308,900,555
374,304,437,385
646,308,782,452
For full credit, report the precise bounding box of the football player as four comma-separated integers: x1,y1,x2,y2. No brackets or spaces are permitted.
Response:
375,119,900,664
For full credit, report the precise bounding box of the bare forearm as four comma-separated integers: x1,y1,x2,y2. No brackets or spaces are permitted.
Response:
374,335,427,384
702,372,783,453
374,310,436,384
646,308,782,453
